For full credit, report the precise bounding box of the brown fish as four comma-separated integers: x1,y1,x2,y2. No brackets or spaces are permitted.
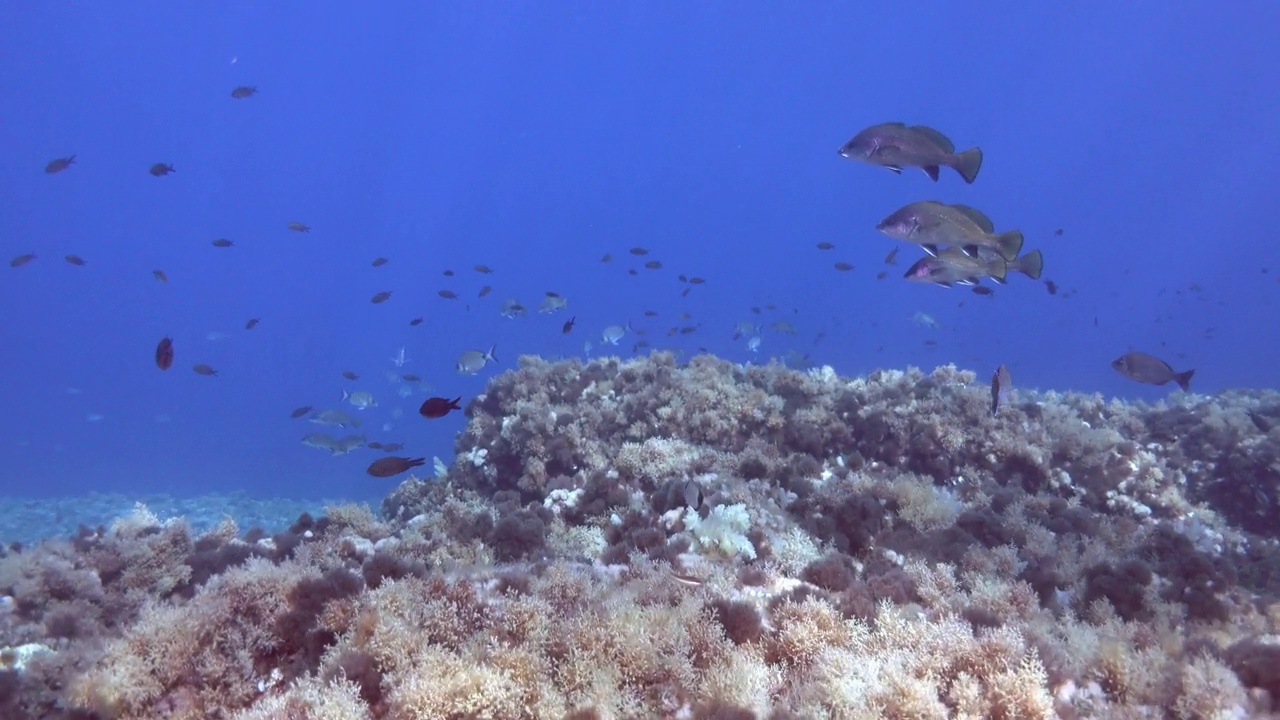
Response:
1111,352,1194,392
153,269,168,282
409,317,424,326
287,222,310,233
816,242,834,250
367,441,384,450
231,86,257,99
149,163,175,176
211,239,234,248
991,364,1011,416
342,371,359,381
10,253,36,268
371,291,392,304
438,290,458,300
629,247,649,256
45,155,76,173
645,260,663,270
402,373,422,382
562,316,575,334
838,122,982,183
290,406,312,419
372,257,388,267
155,337,174,370
834,262,854,271
245,318,260,329
65,254,86,266
474,264,494,274
419,396,462,419
367,456,426,478
193,363,218,376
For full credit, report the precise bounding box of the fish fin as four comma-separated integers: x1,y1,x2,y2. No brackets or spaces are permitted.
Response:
957,278,979,286
961,245,980,258
934,281,953,288
989,276,1008,285
995,230,1024,261
1012,249,1044,279
341,389,350,402
487,344,499,364
952,147,983,183
884,165,902,174
1175,369,1195,392
922,165,940,182
922,244,940,257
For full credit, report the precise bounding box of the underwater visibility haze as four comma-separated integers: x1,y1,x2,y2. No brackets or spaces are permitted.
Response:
4,4,1280,717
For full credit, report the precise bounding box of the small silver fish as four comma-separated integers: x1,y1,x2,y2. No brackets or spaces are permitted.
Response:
457,346,498,374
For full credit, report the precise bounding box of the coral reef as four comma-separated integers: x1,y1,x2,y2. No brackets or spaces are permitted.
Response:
4,352,1280,718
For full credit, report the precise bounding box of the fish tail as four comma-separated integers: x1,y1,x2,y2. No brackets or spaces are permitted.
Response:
986,258,1008,283
1012,249,1044,280
487,345,499,364
341,389,350,402
995,230,1024,261
1175,369,1195,392
921,165,940,181
951,147,983,183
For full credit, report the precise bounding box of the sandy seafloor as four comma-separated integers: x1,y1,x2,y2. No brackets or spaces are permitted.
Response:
3,353,1280,719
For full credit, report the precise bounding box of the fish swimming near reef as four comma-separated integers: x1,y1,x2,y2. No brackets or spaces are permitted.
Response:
367,456,426,478
991,364,1011,416
838,122,983,183
456,346,498,375
419,396,462,419
1111,352,1195,391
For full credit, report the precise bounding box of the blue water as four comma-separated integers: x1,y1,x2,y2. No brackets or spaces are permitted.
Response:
2,4,1277,500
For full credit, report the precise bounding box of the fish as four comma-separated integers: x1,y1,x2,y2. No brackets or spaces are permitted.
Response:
155,337,174,370
65,254,86,266
372,257,388,267
211,239,234,248
367,456,426,478
371,291,392,304
601,253,612,263
231,86,257,99
991,364,1011,416
683,479,703,509
688,277,706,285
391,347,409,367
309,409,361,428
302,433,338,452
367,441,384,450
816,242,835,250
539,295,568,314
629,247,649,256
1111,352,1195,392
562,317,576,334
971,286,994,296
10,253,36,268
1006,250,1044,280
732,321,759,340
499,299,526,319
885,247,899,265
149,163,175,176
409,317,424,326
442,269,455,277
45,155,77,173
746,335,762,353
474,264,494,274
342,390,377,410
457,346,498,375
381,443,404,452
478,285,492,298
152,269,168,283
193,364,218,376
838,122,982,183
438,290,458,300
904,247,1043,287
834,262,854,271
644,260,663,270
245,318,260,330
876,201,1023,261
343,370,359,380
601,325,627,345
419,396,462,419
287,222,310,233
1044,279,1058,295
290,406,313,419
330,435,367,455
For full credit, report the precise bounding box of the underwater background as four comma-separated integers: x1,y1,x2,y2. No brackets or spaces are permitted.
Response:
2,3,1278,524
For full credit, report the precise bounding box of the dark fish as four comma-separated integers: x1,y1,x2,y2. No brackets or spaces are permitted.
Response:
65,254,86,266
816,242,835,250
601,253,612,263
628,269,638,276
153,269,168,282
45,155,76,173
410,317,424,326
438,290,457,300
991,364,1011,416
372,257,388,267
838,122,982,183
644,310,658,317
682,479,703,509
149,163,175,176
884,247,899,265
290,406,313,419
876,271,888,280
681,287,691,297
287,222,310,233
10,253,36,268
474,264,494,274
1054,228,1064,236
629,247,649,256
342,371,359,381
1044,279,1058,295
211,239,234,248
442,269,455,277
245,318,260,329
834,262,854,271
155,337,174,370
367,456,426,478
371,291,392,304
1111,352,1195,392
231,86,257,99
193,363,218,376
645,260,663,269
562,316,575,334
367,441,384,450
971,286,994,296
688,277,706,285
402,373,422,382
419,396,462,419
478,286,492,298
